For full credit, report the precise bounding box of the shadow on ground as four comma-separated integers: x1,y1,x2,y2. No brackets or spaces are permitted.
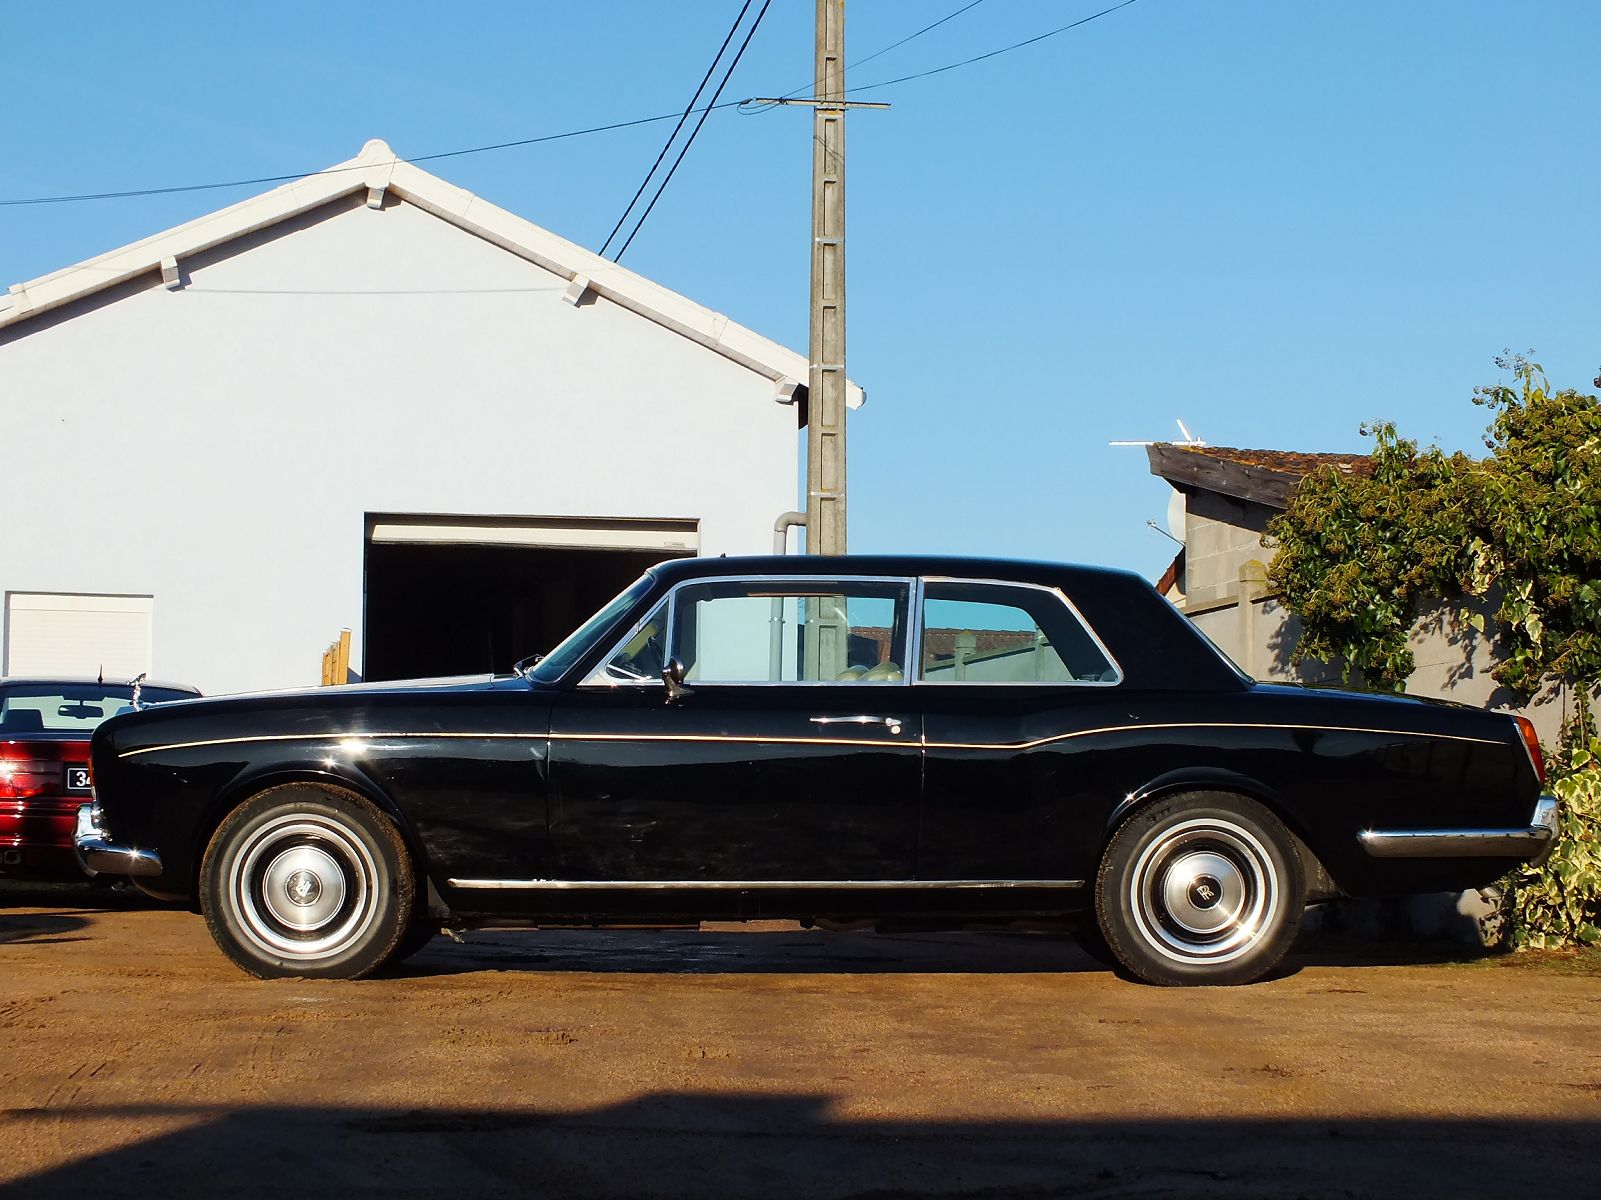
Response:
5,1095,1597,1198
0,909,90,946
396,926,1106,977
0,881,164,912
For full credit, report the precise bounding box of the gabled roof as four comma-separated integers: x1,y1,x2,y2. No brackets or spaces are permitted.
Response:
0,139,863,410
1147,443,1370,510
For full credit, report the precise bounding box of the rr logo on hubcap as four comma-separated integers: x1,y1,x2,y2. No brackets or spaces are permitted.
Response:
1188,875,1223,910
285,869,323,907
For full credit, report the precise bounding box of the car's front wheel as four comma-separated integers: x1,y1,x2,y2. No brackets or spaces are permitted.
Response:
200,784,414,979
1094,791,1303,986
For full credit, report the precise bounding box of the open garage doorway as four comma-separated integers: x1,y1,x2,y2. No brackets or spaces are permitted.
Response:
362,515,697,682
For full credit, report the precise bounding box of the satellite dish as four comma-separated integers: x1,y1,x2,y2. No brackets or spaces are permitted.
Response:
1166,487,1186,542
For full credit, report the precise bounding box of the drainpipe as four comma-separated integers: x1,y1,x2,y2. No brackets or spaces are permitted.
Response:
770,512,808,680
772,511,808,554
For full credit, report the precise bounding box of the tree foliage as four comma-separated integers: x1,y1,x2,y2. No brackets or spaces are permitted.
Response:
1267,356,1601,737
1501,738,1601,949
1267,356,1601,949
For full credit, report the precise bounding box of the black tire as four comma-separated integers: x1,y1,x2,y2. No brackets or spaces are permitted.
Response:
1094,791,1304,986
200,784,414,980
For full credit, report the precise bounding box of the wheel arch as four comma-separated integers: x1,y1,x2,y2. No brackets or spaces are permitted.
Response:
1101,768,1339,901
190,765,429,899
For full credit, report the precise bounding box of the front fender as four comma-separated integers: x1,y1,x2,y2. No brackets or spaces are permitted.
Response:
190,763,427,893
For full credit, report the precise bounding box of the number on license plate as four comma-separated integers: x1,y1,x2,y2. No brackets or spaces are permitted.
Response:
64,766,92,793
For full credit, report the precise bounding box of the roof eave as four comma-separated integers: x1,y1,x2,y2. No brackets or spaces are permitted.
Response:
1145,443,1300,510
0,139,864,409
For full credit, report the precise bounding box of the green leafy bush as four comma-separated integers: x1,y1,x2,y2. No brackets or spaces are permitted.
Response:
1501,739,1601,949
1267,356,1601,714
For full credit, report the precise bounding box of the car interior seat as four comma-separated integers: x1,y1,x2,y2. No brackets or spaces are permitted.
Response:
0,708,46,733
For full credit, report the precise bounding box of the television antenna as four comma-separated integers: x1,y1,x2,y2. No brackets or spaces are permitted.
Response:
1109,418,1207,448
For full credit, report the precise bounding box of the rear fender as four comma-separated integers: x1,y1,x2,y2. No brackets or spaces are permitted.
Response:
1103,767,1339,900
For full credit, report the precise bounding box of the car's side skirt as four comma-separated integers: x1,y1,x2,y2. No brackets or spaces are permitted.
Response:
446,877,1086,891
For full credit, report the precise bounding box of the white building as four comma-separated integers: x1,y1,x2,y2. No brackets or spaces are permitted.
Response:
1,139,860,694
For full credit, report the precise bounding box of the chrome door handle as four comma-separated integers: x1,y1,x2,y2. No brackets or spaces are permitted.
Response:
811,715,904,735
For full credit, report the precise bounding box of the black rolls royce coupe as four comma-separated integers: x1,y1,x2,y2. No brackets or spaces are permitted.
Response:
77,556,1557,986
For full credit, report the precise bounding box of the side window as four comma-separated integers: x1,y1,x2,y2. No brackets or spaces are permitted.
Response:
918,582,1118,685
599,599,668,683
669,580,910,684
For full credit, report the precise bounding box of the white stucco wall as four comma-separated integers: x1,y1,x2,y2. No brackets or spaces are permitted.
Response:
0,196,798,694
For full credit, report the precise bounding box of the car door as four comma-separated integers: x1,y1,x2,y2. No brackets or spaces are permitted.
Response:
914,577,1126,882
547,574,921,883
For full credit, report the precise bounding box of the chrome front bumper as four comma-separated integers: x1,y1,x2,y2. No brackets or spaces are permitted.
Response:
73,803,163,878
1359,796,1560,867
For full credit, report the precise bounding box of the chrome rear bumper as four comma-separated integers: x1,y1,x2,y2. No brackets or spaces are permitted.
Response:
1359,796,1560,867
73,803,163,878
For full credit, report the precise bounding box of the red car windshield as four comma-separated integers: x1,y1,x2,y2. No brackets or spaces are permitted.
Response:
0,684,194,737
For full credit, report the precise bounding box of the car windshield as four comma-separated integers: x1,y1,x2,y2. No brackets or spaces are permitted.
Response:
527,575,656,684
0,684,195,736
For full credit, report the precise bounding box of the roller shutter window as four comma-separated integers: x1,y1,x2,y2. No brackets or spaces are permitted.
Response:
3,593,154,679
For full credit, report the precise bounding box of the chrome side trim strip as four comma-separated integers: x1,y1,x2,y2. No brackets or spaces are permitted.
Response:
446,877,1086,891
120,721,1510,759
118,731,537,758
1360,797,1560,860
921,722,1507,752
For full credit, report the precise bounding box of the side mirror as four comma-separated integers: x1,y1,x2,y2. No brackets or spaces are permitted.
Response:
662,657,692,702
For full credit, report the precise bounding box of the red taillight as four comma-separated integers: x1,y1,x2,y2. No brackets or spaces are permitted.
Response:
1515,716,1546,786
0,758,49,800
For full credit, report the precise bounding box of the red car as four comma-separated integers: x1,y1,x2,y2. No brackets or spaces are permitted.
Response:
1,677,200,881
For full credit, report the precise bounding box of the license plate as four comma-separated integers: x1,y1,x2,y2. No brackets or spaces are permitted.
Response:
64,766,92,793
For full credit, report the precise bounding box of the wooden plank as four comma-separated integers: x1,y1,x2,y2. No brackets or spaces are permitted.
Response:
1145,444,1299,509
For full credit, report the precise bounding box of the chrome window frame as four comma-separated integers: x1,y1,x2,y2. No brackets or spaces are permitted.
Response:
911,576,1125,688
581,574,917,689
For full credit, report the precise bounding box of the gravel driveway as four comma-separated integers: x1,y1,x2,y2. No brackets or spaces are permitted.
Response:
2,887,1598,1198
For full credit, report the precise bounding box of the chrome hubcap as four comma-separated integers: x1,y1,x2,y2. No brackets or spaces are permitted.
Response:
1129,818,1278,965
228,815,378,961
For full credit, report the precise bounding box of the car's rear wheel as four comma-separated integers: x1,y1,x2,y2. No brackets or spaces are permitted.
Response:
1094,791,1303,986
200,784,414,979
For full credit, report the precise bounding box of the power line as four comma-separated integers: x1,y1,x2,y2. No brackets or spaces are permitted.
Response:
743,0,991,112
0,108,744,207
847,0,1140,92
0,0,1140,210
599,1,754,258
612,0,773,263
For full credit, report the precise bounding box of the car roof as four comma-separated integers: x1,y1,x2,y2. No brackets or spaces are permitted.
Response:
604,554,1246,694
647,554,1143,588
0,676,200,693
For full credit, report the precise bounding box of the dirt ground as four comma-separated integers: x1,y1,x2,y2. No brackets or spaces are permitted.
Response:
2,885,1599,1199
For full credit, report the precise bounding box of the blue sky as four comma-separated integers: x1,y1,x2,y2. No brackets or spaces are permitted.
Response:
4,1,1597,581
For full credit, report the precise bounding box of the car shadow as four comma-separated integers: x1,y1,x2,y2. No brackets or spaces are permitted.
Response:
0,880,170,912
391,926,1110,978
6,1094,1599,1198
0,909,91,946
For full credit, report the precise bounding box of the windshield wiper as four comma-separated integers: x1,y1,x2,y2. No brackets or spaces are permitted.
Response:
512,653,545,680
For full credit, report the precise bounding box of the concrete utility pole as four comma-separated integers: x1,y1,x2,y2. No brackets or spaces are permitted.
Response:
806,0,848,556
